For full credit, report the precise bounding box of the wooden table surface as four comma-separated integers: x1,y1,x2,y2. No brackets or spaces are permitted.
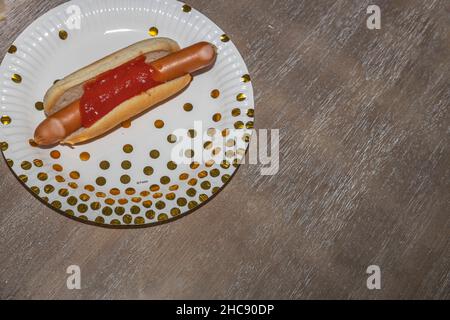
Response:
0,0,449,300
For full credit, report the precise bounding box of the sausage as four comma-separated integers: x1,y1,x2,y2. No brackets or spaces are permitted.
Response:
34,42,217,146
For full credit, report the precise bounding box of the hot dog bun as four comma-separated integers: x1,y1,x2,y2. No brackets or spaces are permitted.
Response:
43,38,192,145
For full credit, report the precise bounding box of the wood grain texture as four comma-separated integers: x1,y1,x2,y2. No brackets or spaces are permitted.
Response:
0,0,449,299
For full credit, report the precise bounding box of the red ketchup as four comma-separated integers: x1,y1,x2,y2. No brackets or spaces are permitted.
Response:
80,55,161,128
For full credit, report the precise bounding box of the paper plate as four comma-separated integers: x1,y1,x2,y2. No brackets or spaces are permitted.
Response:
0,0,254,227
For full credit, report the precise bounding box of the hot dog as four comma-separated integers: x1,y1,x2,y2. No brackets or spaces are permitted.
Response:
34,39,217,146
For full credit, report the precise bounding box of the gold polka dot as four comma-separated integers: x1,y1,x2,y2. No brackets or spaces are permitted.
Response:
237,93,247,101
19,174,28,183
220,160,230,169
69,171,80,179
226,139,236,147
160,176,170,185
199,194,209,202
96,177,106,186
246,121,254,129
140,191,151,197
220,34,230,42
99,161,110,170
121,120,132,128
243,133,251,143
33,159,43,167
212,113,222,122
37,172,48,181
7,159,13,167
67,196,77,206
212,147,221,156
183,103,193,112
131,197,142,203
177,198,187,207
105,198,115,205
186,188,196,197
8,45,17,54
155,201,166,210
123,144,133,153
122,214,132,224
59,188,69,197
119,199,129,206
231,108,241,117
68,182,78,189
211,89,220,99
115,207,125,216
77,204,88,213
146,210,155,219
143,200,153,208
158,213,168,221
130,205,140,215
153,193,163,199
30,186,40,195
96,192,106,198
150,184,160,192
11,74,22,84
55,175,65,183
110,219,121,225
179,173,189,180
241,74,251,83
50,150,61,159
1,115,11,125
80,193,90,202
167,134,177,144
52,164,62,172
149,150,160,159
188,201,198,209
187,129,197,138
110,188,120,196
201,181,211,190
170,207,181,216
205,159,215,167
222,174,231,183
79,152,90,161
135,217,145,225
247,109,255,117
182,4,192,12
20,161,31,170
35,102,44,111
198,171,208,179
143,166,154,176
185,149,194,158
121,160,132,170
234,121,244,129
44,184,54,194
51,200,62,209
167,161,177,170
212,187,220,194
95,216,105,224
65,209,74,216
203,141,213,150
207,128,216,137
125,187,136,195
169,184,179,191
149,27,159,37
188,178,198,186
222,128,230,137
190,161,200,170
102,207,113,216
210,169,220,177
0,141,8,152
120,175,131,184
91,202,101,211
154,119,164,129
59,30,68,40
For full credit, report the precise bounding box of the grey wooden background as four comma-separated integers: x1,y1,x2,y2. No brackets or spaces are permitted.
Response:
0,0,449,300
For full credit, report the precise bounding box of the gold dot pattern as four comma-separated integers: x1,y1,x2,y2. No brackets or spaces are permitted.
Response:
1,115,12,125
59,30,68,40
8,45,17,54
149,27,159,37
182,4,192,12
11,74,22,84
7,28,252,227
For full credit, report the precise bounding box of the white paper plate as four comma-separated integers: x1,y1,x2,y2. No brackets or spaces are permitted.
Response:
0,0,254,227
